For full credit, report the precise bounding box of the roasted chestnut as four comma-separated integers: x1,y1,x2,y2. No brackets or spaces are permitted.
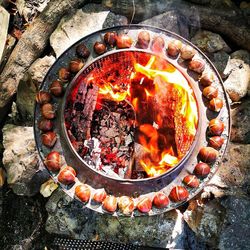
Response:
180,45,196,60
199,72,214,86
183,175,200,188
209,97,223,112
76,43,90,59
104,32,117,47
153,192,169,208
94,42,107,55
194,162,211,177
116,34,133,49
93,189,107,203
36,91,51,104
102,195,117,213
169,186,189,202
38,119,53,132
75,184,91,203
69,59,84,73
202,86,219,100
41,103,55,120
137,197,152,213
208,136,224,149
58,67,70,82
189,58,205,73
199,147,218,163
136,30,150,49
45,151,62,171
118,196,135,215
58,166,76,185
167,40,182,57
150,36,165,53
41,131,57,148
209,119,224,136
49,80,63,97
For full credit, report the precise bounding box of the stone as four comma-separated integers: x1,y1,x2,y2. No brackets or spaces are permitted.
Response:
209,51,230,77
223,58,250,101
191,30,231,54
2,124,49,196
231,50,250,64
16,55,55,123
40,178,58,198
0,6,9,64
50,4,128,57
230,99,250,143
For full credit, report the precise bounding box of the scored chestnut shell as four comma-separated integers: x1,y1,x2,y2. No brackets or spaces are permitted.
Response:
118,196,135,215
41,103,55,120
75,184,91,203
38,119,53,132
151,36,165,52
41,131,57,148
76,43,90,59
169,186,189,202
94,42,107,55
167,40,182,57
209,119,225,136
49,80,63,97
209,136,224,149
183,175,200,188
58,166,76,185
199,147,218,163
209,97,223,112
69,59,84,73
58,67,70,82
116,34,133,49
104,32,117,47
189,58,205,73
136,30,150,49
44,151,62,171
194,162,211,177
153,192,169,209
202,86,219,100
199,72,214,86
180,45,196,60
137,197,152,213
36,91,51,104
102,195,118,213
93,189,107,203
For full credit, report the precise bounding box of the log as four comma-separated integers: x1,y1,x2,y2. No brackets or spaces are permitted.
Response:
0,6,9,64
0,0,87,123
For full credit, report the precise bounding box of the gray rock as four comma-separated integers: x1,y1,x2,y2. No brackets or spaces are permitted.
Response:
50,4,128,57
16,55,55,123
209,51,230,76
231,50,250,65
191,30,231,54
2,124,49,196
223,58,250,101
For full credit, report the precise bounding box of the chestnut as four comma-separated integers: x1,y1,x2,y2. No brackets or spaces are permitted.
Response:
151,36,165,52
58,67,70,82
183,175,200,188
209,119,224,136
49,80,63,97
41,103,55,120
137,197,152,213
104,32,117,47
169,186,189,202
199,72,214,86
58,166,76,185
209,97,223,112
136,30,150,49
199,147,218,163
167,40,182,57
93,189,107,203
102,195,117,213
118,196,135,215
75,184,91,203
116,34,133,49
41,131,57,148
45,151,62,171
180,45,196,60
69,59,84,73
189,58,205,73
94,42,107,55
194,162,211,177
38,119,53,132
208,136,224,149
76,43,90,59
153,192,169,209
36,91,51,104
202,86,218,100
